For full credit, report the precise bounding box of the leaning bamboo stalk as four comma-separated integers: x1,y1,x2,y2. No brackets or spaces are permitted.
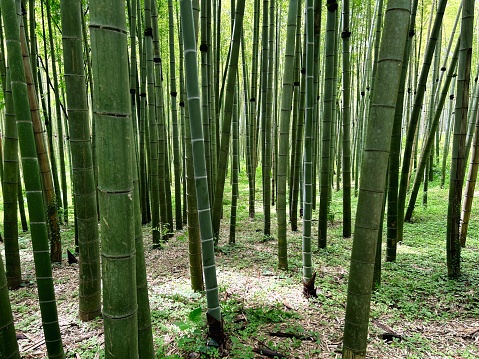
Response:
180,0,226,346
2,1,65,357
460,110,479,247
211,0,246,239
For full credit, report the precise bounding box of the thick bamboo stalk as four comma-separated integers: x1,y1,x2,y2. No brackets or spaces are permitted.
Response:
90,0,139,356
343,0,410,356
446,0,474,278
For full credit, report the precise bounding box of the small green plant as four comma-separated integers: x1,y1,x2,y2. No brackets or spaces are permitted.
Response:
229,337,255,359
327,210,335,223
176,230,188,242
177,329,220,358
261,234,275,242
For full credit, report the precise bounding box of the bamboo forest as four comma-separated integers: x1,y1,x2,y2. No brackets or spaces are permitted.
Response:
2,0,479,358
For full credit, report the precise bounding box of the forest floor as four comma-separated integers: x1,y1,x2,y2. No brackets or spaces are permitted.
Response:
3,174,479,358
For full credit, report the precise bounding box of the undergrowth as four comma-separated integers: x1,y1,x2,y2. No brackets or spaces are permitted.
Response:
3,166,479,358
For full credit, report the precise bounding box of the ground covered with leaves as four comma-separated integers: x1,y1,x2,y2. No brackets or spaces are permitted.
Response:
3,179,479,358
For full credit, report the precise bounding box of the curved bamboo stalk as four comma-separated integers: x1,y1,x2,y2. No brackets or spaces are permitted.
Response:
396,0,448,243
405,41,460,221
211,0,246,239
2,1,65,356
460,107,479,247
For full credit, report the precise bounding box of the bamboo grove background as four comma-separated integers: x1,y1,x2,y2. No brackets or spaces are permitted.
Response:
1,0,479,358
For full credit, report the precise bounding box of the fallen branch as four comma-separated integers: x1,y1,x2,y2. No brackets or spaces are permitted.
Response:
253,346,287,358
22,338,45,352
462,327,479,339
72,331,103,344
269,331,315,341
372,318,403,343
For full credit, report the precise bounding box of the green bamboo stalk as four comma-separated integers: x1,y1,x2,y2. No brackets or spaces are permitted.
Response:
229,84,239,244
465,68,479,161
272,5,280,208
90,0,139,356
441,76,456,188
145,0,161,246
266,0,275,232
302,0,316,296
29,0,36,89
168,0,183,230
319,0,338,249
341,0,352,238
201,0,213,201
405,41,460,221
277,0,299,270
23,9,62,263
60,0,101,322
342,0,410,356
460,100,479,247
247,0,260,219
211,0,246,239
179,15,204,292
289,7,302,231
2,1,65,357
128,0,140,179
125,6,155,353
386,0,418,262
0,251,20,359
177,1,188,228
138,3,150,225
46,0,69,224
152,0,172,238
261,0,271,235
208,0,217,200
40,1,62,211
180,0,225,345
397,0,448,243
311,0,321,211
3,67,22,289
446,0,474,278
17,170,28,232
